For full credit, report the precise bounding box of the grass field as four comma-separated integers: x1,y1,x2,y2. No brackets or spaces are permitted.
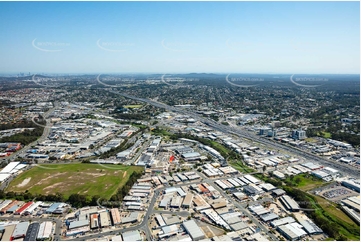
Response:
123,105,143,109
319,131,332,138
7,163,143,200
285,173,325,191
230,161,256,174
312,195,360,240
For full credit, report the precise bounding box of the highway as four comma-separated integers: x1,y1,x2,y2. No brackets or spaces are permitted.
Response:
108,90,359,178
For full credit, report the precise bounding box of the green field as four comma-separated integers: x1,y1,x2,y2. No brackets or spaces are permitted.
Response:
123,104,143,109
7,163,143,200
284,173,326,191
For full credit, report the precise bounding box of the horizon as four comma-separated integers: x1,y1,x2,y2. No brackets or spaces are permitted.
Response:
0,1,359,74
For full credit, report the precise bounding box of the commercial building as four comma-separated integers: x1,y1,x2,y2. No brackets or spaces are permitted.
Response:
11,221,29,240
24,222,40,241
280,195,300,211
298,219,323,235
99,211,111,228
122,230,142,241
182,220,205,241
37,221,52,240
271,217,296,228
1,225,16,241
182,193,193,208
110,208,121,225
277,222,307,241
341,179,360,193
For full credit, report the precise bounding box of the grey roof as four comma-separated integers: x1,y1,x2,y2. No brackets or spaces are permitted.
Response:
69,219,89,230
12,221,29,238
260,213,279,222
230,222,248,231
122,230,142,241
270,217,296,227
183,220,205,240
298,219,323,234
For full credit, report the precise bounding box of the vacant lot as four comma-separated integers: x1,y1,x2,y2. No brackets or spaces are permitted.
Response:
123,104,143,109
7,163,143,199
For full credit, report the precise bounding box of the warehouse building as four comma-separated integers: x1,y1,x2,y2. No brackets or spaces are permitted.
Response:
110,208,121,225
280,195,300,211
1,224,16,241
170,196,183,208
272,189,286,197
298,219,323,235
182,193,193,208
277,222,307,241
99,211,111,228
11,221,29,240
37,221,52,240
260,213,279,222
341,179,360,193
90,214,99,229
182,220,205,241
271,217,296,228
273,171,285,179
122,230,142,241
244,175,261,184
24,222,40,241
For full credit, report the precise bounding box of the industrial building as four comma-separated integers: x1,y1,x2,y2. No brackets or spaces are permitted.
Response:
277,222,307,241
99,211,111,227
182,220,206,241
280,195,300,211
182,193,193,208
11,221,29,240
298,219,323,235
1,224,16,241
341,179,360,193
110,208,121,225
122,230,142,241
37,221,52,240
24,222,40,241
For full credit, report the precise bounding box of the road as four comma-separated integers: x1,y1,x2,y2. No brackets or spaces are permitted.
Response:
2,102,58,163
107,90,359,178
195,171,278,241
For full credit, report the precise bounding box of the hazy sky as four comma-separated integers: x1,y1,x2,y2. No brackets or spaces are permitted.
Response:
0,1,359,74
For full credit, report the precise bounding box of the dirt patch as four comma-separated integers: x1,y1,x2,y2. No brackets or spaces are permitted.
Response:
17,178,31,187
123,171,127,178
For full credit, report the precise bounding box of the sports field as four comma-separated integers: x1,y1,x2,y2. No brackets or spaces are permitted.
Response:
7,163,143,199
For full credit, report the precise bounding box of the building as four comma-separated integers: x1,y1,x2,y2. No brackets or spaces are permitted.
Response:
277,222,307,241
90,214,99,229
110,208,121,225
341,179,360,193
273,171,285,179
24,222,40,241
1,225,16,241
122,230,142,241
182,193,193,208
182,220,205,241
280,195,300,212
271,217,296,228
11,221,29,240
298,219,323,235
37,221,52,240
99,211,111,227
291,129,306,140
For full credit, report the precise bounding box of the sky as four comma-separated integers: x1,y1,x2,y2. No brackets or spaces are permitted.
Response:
0,1,359,74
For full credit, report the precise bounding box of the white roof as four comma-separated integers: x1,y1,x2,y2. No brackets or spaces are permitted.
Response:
0,162,20,173
183,220,205,240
